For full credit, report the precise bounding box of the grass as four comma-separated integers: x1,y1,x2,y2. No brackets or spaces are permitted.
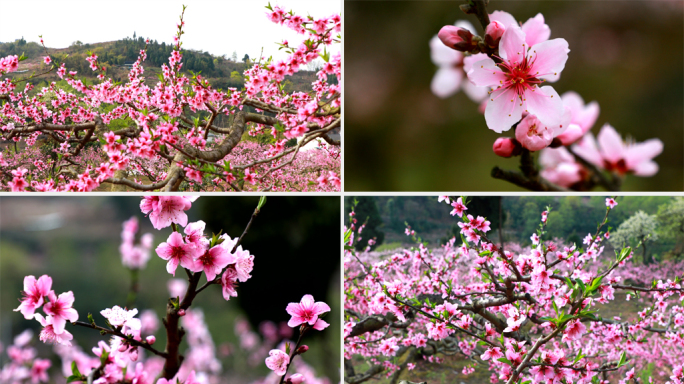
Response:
374,242,404,253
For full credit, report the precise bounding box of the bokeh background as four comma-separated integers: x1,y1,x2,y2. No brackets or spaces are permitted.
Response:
0,196,340,383
345,0,684,191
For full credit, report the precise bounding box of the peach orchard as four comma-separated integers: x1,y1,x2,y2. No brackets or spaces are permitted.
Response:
0,4,340,192
344,197,684,384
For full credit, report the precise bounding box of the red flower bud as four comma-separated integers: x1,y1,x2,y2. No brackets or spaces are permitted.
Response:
296,345,309,354
438,26,475,52
178,309,186,316
146,336,156,345
484,21,505,47
492,137,521,157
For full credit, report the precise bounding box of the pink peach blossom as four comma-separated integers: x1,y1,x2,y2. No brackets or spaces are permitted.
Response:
155,232,199,276
265,349,289,376
221,267,239,301
14,275,52,320
140,196,197,230
515,114,554,151
539,147,583,187
572,124,663,176
286,294,330,330
192,244,236,281
43,291,78,334
34,314,73,346
467,26,569,133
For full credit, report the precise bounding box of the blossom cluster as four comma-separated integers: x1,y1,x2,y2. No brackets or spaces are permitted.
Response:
0,330,51,383
120,216,154,269
143,196,255,301
14,275,78,347
345,197,684,383
264,294,331,383
431,9,663,189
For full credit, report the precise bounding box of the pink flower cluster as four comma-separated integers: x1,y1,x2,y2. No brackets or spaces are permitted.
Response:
0,330,52,383
140,196,197,230
0,55,19,74
146,196,255,302
432,9,664,187
120,216,154,269
265,295,330,379
14,275,78,347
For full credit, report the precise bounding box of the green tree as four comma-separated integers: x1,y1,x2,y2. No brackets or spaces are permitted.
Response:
610,211,659,264
656,197,684,259
242,54,250,63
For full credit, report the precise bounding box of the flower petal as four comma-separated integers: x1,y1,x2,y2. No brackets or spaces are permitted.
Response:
524,85,563,129
499,27,527,66
625,139,663,168
572,133,604,168
596,124,625,163
467,58,504,87
484,87,524,133
489,11,517,28
529,38,569,82
429,35,461,66
462,80,489,102
632,160,659,177
522,13,550,47
431,67,463,99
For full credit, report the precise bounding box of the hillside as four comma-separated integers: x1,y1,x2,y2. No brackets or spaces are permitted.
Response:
0,36,324,94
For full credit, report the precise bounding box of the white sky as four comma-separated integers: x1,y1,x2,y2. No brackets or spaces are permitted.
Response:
0,0,341,62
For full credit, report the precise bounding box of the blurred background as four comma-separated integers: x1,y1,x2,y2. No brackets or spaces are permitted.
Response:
345,1,684,191
0,196,340,383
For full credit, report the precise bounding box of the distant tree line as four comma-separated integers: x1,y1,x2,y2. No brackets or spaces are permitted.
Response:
345,196,684,263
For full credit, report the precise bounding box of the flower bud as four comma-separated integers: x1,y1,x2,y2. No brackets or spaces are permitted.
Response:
178,309,186,317
146,336,156,345
438,26,476,52
289,374,305,384
296,345,309,355
484,21,505,48
118,344,129,352
492,137,520,158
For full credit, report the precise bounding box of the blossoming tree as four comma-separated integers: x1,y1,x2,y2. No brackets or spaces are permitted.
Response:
5,196,332,384
0,4,341,192
430,0,663,191
344,196,684,384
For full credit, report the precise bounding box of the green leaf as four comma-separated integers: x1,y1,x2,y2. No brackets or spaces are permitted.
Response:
497,357,512,366
99,350,109,365
257,196,267,210
71,361,81,377
66,375,83,383
616,351,627,367
576,278,586,295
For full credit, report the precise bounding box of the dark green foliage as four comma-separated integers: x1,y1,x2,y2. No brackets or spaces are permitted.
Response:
0,37,43,58
345,197,385,251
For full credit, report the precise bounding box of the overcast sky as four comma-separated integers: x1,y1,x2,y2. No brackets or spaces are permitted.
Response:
0,0,341,61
